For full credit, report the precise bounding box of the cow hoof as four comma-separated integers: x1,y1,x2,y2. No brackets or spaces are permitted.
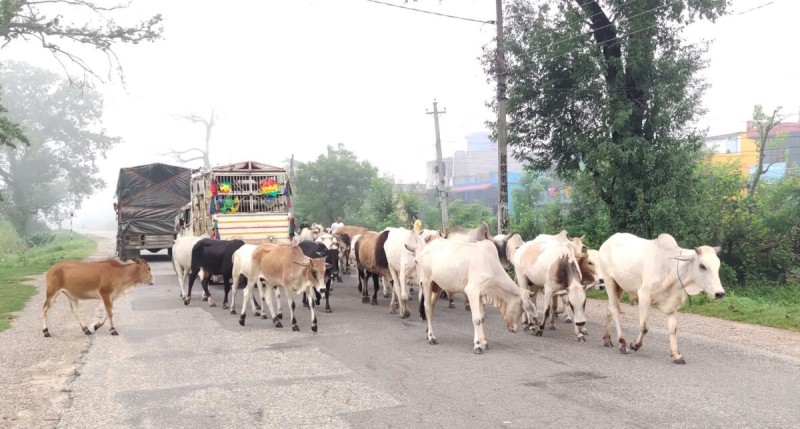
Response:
535,331,543,337
82,327,92,336
325,308,332,313
292,326,300,332
239,319,245,327
631,343,641,351
474,347,483,354
183,299,190,306
389,308,398,315
383,292,390,298
577,336,586,342
337,276,342,282
202,296,208,302
110,329,118,336
230,310,236,315
371,299,378,306
428,338,438,345
311,325,318,333
303,302,309,308
549,326,556,330
361,297,369,304
277,313,283,320
619,347,628,354
603,339,613,348
43,329,51,338
401,311,410,319
275,321,283,328
223,304,229,310
448,303,455,309
564,318,572,324
673,357,686,365
261,314,268,320
209,303,217,308
465,304,471,311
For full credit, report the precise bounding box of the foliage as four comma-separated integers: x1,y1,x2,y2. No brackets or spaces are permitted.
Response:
292,143,378,225
0,0,163,148
447,199,496,234
489,0,728,238
679,285,800,332
0,62,118,235
0,229,95,332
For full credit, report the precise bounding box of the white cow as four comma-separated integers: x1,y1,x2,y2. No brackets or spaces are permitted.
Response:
383,227,424,318
230,244,282,319
599,233,726,364
510,239,593,341
298,224,322,242
170,234,208,299
411,238,536,353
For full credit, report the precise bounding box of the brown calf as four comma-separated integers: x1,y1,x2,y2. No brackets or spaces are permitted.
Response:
354,230,390,305
42,258,154,337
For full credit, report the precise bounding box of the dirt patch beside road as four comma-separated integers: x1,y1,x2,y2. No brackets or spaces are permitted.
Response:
0,232,115,429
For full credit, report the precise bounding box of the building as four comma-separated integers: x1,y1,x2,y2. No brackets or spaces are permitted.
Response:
425,131,526,213
704,121,800,181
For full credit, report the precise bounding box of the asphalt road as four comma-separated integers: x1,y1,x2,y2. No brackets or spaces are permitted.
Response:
54,252,800,429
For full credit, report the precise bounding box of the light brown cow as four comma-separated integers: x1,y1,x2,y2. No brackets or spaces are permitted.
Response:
354,230,391,305
334,225,369,274
42,258,154,337
243,243,328,332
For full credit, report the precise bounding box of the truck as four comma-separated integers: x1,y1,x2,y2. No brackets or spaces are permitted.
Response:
183,160,294,244
114,163,192,260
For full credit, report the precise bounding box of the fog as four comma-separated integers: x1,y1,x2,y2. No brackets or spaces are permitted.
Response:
2,0,797,232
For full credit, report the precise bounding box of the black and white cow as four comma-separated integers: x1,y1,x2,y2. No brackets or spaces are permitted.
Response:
299,240,339,313
185,238,245,309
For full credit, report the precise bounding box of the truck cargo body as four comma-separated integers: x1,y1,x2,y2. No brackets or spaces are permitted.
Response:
115,163,191,260
188,161,293,245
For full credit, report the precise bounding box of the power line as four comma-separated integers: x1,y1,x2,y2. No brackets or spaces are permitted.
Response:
364,0,495,25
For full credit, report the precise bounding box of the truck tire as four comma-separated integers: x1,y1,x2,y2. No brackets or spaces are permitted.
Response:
168,247,173,257
122,248,140,261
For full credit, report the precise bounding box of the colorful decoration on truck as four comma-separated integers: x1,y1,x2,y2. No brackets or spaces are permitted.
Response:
218,182,232,193
259,178,280,198
214,196,240,214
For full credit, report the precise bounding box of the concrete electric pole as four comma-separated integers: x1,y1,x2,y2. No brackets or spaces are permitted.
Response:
427,99,449,232
495,0,510,235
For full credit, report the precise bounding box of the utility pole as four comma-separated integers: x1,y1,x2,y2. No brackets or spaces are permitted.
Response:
427,99,449,232
495,0,510,235
290,154,295,178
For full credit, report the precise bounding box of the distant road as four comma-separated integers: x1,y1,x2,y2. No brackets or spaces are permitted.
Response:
49,241,800,428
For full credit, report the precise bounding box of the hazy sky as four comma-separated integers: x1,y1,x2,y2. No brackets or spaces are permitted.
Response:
3,0,798,230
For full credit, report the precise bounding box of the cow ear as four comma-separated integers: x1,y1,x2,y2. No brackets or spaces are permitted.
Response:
713,246,722,254
670,255,693,262
325,263,333,271
694,247,702,255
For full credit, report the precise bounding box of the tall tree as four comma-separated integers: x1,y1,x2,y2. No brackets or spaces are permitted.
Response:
490,0,728,237
0,0,163,148
0,62,118,234
163,110,216,168
292,144,378,225
747,105,786,197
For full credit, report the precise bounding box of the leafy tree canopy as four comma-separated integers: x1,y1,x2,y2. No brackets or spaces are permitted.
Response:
490,0,728,237
0,61,118,234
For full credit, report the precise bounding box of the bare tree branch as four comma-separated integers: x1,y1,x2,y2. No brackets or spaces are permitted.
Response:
26,0,133,12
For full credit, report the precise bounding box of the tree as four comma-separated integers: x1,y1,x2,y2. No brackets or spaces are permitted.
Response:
292,144,378,225
0,62,118,235
747,105,787,197
0,0,163,147
163,110,216,168
489,0,728,237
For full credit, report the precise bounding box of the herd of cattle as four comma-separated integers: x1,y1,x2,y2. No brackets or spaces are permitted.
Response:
42,222,727,365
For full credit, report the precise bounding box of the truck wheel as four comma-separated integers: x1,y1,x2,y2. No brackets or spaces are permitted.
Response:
123,249,141,261
168,247,173,257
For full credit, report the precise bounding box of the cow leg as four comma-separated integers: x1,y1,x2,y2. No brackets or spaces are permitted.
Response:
515,273,538,331
229,275,239,314
263,284,282,328
239,276,258,326
302,292,310,308
275,287,284,319
388,271,400,314
308,285,319,333
222,275,232,310
397,273,411,319
66,296,92,336
423,281,438,345
42,289,59,337
185,269,199,305
466,286,486,353
631,290,652,352
314,288,321,306
324,277,332,313
371,273,380,306
201,271,216,307
285,289,300,331
359,269,369,303
465,298,471,312
561,294,573,323
537,286,555,336
382,277,391,298
548,293,559,330
100,294,119,336
666,312,685,364
605,281,627,353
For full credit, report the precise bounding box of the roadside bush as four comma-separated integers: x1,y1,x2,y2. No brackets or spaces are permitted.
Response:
25,231,55,248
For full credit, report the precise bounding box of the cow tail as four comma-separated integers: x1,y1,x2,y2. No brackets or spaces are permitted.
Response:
354,238,362,265
375,230,390,269
190,239,208,272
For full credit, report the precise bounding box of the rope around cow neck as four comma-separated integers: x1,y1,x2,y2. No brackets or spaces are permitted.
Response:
676,249,692,305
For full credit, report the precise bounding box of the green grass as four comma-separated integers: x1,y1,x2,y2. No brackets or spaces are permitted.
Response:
0,231,97,332
585,285,800,332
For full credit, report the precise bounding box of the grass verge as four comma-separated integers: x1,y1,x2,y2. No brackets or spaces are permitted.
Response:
585,285,800,332
0,231,97,332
